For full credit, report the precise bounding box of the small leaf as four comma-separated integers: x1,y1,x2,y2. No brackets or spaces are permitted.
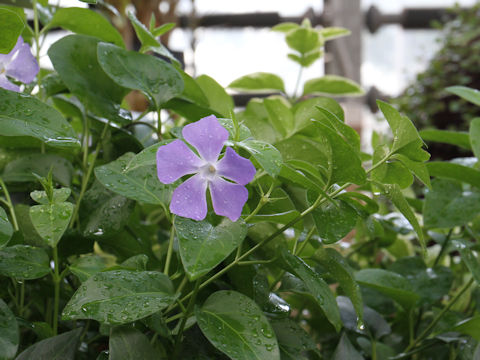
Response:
98,43,184,109
0,208,13,248
46,7,124,47
29,202,74,247
127,12,177,64
264,96,294,137
453,316,480,341
420,129,471,150
15,328,82,360
0,8,24,53
424,179,480,229
279,249,341,331
271,22,298,33
238,139,282,177
196,74,234,118
229,72,285,93
271,318,317,360
454,243,480,285
196,290,280,360
152,22,176,37
94,152,174,205
0,245,50,280
332,333,364,360
320,27,351,40
0,89,79,148
304,75,363,96
286,27,321,55
470,118,480,160
355,269,419,309
446,86,480,106
175,217,247,280
30,188,71,205
69,254,109,283
109,326,163,360
0,298,18,360
62,270,176,325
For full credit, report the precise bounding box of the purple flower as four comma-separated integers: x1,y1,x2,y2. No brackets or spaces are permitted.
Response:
156,115,256,222
0,36,39,92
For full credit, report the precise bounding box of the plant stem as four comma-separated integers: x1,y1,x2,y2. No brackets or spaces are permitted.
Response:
82,115,90,172
433,229,453,266
408,309,415,346
371,339,377,360
19,281,25,317
173,279,201,359
70,122,109,228
52,246,60,335
157,108,163,140
32,0,41,89
292,64,304,99
0,178,19,231
404,278,474,353
164,222,176,276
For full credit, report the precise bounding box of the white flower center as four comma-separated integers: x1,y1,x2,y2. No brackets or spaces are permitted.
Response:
199,162,218,181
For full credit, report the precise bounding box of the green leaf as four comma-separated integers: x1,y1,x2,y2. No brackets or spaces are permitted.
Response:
2,154,73,186
377,100,423,154
271,22,298,33
218,118,252,141
320,27,351,41
264,96,294,138
0,8,24,53
237,140,282,177
288,50,323,68
247,210,302,230
228,72,285,93
0,89,79,148
0,208,13,248
95,152,173,205
0,299,18,360
46,7,124,47
394,154,431,189
446,86,480,106
196,290,280,360
286,27,321,55
48,35,131,125
175,67,209,106
424,179,480,229
314,248,363,324
69,254,109,283
313,122,366,185
0,245,50,279
453,243,480,285
109,326,162,360
383,184,425,252
371,146,414,189
310,197,358,244
303,76,363,96
175,217,247,280
80,181,135,239
152,22,176,37
426,162,480,188
127,12,177,64
293,96,345,135
470,118,480,160
332,333,364,360
279,163,326,194
98,43,183,108
29,202,74,247
196,74,234,118
419,129,471,150
279,249,341,331
453,316,480,341
62,270,176,325
30,188,71,205
271,318,317,360
15,328,82,360
355,269,419,309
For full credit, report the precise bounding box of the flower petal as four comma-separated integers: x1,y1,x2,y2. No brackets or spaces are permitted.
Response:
170,174,208,221
0,74,19,92
210,177,248,222
5,37,39,84
182,115,229,162
157,140,203,184
217,147,256,185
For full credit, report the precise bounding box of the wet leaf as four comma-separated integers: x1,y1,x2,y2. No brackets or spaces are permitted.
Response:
109,326,162,360
29,202,74,247
271,318,316,360
196,290,280,360
175,217,247,280
0,299,18,360
62,270,176,325
0,208,13,248
0,8,24,53
0,245,50,280
16,328,82,360
229,72,285,93
238,139,283,177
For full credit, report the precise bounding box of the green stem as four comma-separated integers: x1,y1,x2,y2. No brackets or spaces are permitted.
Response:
404,278,474,353
19,281,25,317
70,122,109,229
408,309,415,346
52,246,60,335
295,226,316,256
433,229,453,266
164,222,176,276
157,108,163,140
82,115,90,172
371,339,377,360
173,279,201,359
0,178,19,231
244,183,274,223
367,152,392,175
292,64,304,99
